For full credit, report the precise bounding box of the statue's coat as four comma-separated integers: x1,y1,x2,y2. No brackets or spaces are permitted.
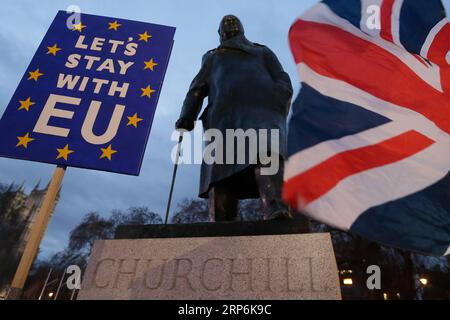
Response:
179,35,293,199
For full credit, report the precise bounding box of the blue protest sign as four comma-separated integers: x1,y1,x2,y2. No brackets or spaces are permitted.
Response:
0,11,175,175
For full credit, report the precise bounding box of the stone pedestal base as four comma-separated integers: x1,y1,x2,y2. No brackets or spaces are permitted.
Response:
78,220,341,300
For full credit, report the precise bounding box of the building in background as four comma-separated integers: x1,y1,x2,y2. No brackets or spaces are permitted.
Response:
0,181,58,299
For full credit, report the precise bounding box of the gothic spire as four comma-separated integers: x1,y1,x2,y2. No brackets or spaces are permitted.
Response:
33,178,41,191
18,180,25,193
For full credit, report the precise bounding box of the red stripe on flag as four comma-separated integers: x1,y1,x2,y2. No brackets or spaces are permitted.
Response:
289,19,450,133
380,0,395,42
289,22,305,64
283,130,435,208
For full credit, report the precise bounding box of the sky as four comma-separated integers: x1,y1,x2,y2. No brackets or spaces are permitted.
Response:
0,0,317,258
1,0,450,259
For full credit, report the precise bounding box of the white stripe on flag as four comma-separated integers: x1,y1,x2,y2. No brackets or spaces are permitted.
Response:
391,0,405,49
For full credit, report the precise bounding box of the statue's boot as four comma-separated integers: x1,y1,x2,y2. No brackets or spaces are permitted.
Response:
208,185,238,222
255,164,291,221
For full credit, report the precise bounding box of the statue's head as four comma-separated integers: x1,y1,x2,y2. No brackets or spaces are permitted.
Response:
218,15,244,42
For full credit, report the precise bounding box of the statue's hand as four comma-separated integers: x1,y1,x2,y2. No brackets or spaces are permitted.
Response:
175,117,195,132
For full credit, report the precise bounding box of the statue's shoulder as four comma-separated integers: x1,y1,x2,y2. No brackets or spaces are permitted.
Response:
201,49,217,65
253,42,267,48
204,48,218,57
254,43,277,57
253,43,272,54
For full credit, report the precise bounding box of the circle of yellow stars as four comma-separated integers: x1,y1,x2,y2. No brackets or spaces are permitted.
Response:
16,20,160,162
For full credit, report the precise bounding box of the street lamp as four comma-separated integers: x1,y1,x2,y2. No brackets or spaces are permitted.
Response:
419,277,428,286
48,292,54,298
343,278,353,286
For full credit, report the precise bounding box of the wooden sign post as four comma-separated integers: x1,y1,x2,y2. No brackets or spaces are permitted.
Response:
7,166,66,299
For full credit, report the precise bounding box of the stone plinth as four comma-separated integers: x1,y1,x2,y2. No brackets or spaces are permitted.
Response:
78,221,341,300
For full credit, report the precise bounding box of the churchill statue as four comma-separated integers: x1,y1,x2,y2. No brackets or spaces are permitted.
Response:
176,15,293,222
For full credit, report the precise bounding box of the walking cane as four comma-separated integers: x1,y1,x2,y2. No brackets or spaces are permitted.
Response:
164,130,184,224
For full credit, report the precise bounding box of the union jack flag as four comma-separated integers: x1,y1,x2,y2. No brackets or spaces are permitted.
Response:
284,0,450,256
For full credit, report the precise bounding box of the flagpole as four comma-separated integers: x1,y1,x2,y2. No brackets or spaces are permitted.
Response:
164,132,184,224
7,165,66,300
37,268,52,300
54,267,67,300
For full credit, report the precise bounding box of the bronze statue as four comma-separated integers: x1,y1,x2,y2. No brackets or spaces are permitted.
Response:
176,15,293,222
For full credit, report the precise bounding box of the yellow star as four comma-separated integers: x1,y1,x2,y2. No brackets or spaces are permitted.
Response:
18,97,35,111
28,68,44,81
46,44,62,56
100,144,117,161
56,144,74,161
138,31,152,42
127,113,143,128
140,85,156,98
108,20,122,31
72,22,87,32
16,133,35,149
144,58,158,71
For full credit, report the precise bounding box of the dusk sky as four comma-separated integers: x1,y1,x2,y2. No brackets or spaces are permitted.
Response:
1,0,449,259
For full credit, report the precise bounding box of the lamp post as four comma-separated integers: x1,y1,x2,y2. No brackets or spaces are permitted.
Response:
38,268,53,300
419,277,428,286
343,278,353,286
